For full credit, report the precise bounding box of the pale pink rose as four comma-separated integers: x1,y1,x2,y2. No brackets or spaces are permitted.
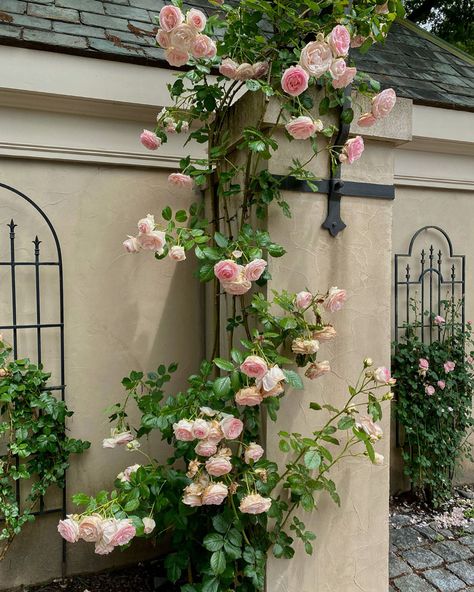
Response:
123,236,140,253
240,355,268,379
468,356,474,365
165,120,177,133
357,112,377,127
78,515,103,543
239,493,272,515
118,464,141,483
437,380,446,390
339,136,364,164
444,361,455,373
300,39,333,78
222,274,252,295
137,230,166,253
434,315,445,326
324,286,347,312
140,129,161,150
219,57,238,79
195,440,218,457
205,39,217,58
214,259,241,282
220,416,244,440
372,88,396,119
295,291,313,309
202,483,228,505
244,443,264,463
375,2,389,14
292,338,319,355
186,459,201,478
143,517,156,535
165,47,189,67
327,25,351,57
329,58,347,79
281,65,309,96
205,455,232,477
182,483,203,507
170,24,196,51
425,385,435,396
356,415,383,441
305,361,330,380
285,116,321,140
173,419,194,441
192,34,215,59
137,214,155,234
186,8,206,31
351,35,367,48
235,386,263,407
94,536,115,556
262,365,286,392
235,63,255,80
261,382,284,398
156,29,171,49
253,62,269,78
102,431,134,448
373,452,384,465
179,120,189,133
419,358,429,371
192,419,210,440
374,366,391,384
244,259,267,281
313,326,337,341
169,245,186,261
58,518,80,543
331,66,357,89
109,519,136,547
168,172,193,188
159,5,184,32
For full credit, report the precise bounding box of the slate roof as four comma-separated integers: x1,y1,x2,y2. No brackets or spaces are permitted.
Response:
0,1,473,111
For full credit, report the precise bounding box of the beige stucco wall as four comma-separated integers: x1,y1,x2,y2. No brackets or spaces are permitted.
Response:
0,159,204,588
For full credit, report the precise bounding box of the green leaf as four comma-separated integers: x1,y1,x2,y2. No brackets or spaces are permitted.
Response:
283,369,304,390
213,358,234,372
279,439,290,453
72,493,90,507
213,376,231,398
338,416,355,430
246,80,260,92
267,243,286,257
162,206,172,221
210,550,226,575
309,402,322,411
214,232,228,248
341,108,354,125
304,450,321,471
202,577,220,592
175,209,188,223
319,97,330,116
203,533,225,552
212,513,231,534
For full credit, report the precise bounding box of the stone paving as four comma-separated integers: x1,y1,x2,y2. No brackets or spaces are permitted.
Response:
390,504,474,591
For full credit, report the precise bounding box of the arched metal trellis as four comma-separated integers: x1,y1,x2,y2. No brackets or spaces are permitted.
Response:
0,182,66,567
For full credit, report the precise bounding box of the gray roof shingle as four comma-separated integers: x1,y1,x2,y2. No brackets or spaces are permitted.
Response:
0,1,473,111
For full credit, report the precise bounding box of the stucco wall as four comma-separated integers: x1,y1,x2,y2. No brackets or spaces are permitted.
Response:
0,159,204,588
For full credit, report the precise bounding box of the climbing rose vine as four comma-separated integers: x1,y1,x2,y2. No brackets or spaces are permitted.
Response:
63,0,403,589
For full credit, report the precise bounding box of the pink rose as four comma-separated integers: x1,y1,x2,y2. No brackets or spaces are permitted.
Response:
372,88,396,119
156,29,171,49
220,416,244,440
313,326,336,341
78,515,103,543
222,274,252,295
444,361,455,373
281,65,309,96
356,415,383,441
109,519,136,547
419,358,429,371
239,493,272,515
186,8,206,31
235,63,255,80
202,483,228,505
192,34,215,59
295,291,313,309
205,455,232,477
219,57,238,79
137,214,155,234
94,521,115,555
331,66,357,89
168,172,193,188
261,365,286,392
123,236,140,253
170,24,196,51
327,25,351,57
169,245,186,261
437,380,446,390
252,62,269,78
357,112,377,127
235,386,263,407
173,419,194,441
137,230,166,253
291,338,319,355
182,483,203,507
339,136,364,164
300,39,333,78
434,315,445,326
58,518,80,543
244,259,267,281
165,47,189,67
262,382,284,398
305,361,330,380
329,58,346,79
244,443,264,464
207,422,224,444
195,440,218,457
324,286,347,312
351,35,366,48
425,385,435,396
374,366,391,384
285,116,322,140
159,5,184,32
118,464,141,483
240,355,268,379
214,259,241,282
140,129,161,150
102,431,134,448
192,419,210,440
143,517,156,535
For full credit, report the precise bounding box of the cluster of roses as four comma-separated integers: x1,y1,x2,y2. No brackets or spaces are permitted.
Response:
213,257,267,296
156,5,216,68
57,514,154,556
157,107,190,136
174,409,272,515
